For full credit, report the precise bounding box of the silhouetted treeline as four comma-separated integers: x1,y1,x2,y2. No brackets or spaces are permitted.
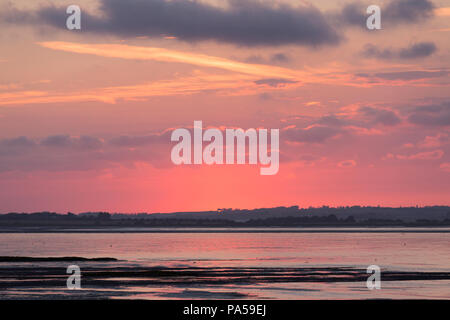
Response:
1,206,450,228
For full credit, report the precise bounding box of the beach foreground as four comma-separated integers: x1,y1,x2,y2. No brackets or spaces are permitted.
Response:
0,230,449,299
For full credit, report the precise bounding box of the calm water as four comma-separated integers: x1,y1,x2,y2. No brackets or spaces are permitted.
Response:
0,229,449,299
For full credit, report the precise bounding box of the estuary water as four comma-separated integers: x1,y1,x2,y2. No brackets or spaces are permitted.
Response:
0,229,449,299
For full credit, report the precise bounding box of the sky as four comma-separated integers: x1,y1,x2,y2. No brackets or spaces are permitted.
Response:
0,0,449,213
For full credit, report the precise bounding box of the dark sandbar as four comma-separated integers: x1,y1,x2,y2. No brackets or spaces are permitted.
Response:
0,256,117,262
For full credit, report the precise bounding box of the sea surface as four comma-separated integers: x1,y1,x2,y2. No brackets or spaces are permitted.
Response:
0,228,449,299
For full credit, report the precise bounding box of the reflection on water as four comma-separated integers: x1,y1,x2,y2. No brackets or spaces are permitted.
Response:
0,230,449,299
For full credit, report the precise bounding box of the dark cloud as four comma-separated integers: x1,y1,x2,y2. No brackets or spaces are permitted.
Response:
362,44,395,60
383,0,436,24
284,125,343,143
336,0,435,27
285,109,402,136
299,154,323,162
359,106,401,126
40,135,73,148
78,136,104,150
254,78,298,87
408,102,450,126
337,159,356,168
313,107,401,130
0,132,171,172
0,136,36,148
0,4,35,24
258,92,273,100
245,55,265,64
337,3,366,27
399,42,437,59
317,115,346,127
270,53,290,63
245,52,291,65
0,137,36,156
109,132,170,147
40,135,103,150
362,42,437,60
356,70,448,81
1,0,341,47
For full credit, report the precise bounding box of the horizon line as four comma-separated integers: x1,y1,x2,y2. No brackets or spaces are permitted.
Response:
2,204,450,215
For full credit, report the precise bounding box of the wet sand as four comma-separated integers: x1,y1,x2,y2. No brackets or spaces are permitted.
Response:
1,256,449,299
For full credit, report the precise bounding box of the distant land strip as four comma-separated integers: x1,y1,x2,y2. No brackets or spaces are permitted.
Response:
1,206,449,230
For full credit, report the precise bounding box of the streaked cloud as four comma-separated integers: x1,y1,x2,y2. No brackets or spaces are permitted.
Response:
0,74,253,106
39,41,299,79
394,150,444,160
254,78,299,88
362,42,437,60
356,70,448,81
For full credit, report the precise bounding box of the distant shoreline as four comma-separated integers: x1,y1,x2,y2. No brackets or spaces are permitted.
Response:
2,206,449,230
1,227,449,233
2,206,449,232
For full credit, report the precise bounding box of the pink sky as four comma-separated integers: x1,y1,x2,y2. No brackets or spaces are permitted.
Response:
0,0,449,213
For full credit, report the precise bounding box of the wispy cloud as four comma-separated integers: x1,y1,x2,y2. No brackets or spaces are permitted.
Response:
386,150,445,160
39,41,300,79
355,70,448,81
38,41,413,87
0,73,261,106
1,40,443,107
